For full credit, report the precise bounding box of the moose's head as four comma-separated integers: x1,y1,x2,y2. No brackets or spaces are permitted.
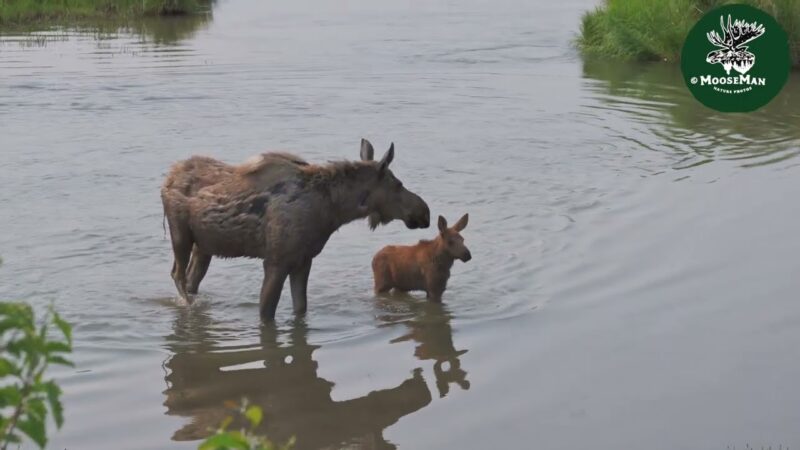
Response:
359,139,430,230
436,214,471,262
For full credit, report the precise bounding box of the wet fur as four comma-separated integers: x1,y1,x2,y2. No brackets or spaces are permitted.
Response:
372,214,470,301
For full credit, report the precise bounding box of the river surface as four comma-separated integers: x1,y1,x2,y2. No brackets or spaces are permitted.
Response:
1,0,799,449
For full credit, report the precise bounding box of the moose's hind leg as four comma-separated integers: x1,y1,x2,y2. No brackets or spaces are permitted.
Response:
186,245,212,295
290,259,312,315
260,262,289,320
167,222,193,302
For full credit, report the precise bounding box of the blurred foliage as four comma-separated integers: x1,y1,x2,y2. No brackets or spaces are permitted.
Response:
199,399,295,450
578,0,800,66
0,302,73,450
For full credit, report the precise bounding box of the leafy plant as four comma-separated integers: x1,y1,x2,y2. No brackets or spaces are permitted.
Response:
199,399,294,450
0,302,73,450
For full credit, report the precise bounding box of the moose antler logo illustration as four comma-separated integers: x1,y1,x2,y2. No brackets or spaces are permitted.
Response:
706,15,766,75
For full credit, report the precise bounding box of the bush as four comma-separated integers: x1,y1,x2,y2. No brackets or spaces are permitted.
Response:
0,302,72,450
199,399,295,450
577,0,800,66
0,0,213,25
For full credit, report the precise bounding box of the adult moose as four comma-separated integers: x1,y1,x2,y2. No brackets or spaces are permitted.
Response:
161,139,430,319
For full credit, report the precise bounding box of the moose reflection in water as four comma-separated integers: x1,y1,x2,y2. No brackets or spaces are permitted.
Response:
374,297,470,398
161,301,469,449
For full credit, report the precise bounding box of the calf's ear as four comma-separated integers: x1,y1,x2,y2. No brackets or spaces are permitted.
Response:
360,138,375,161
453,213,469,231
438,215,448,233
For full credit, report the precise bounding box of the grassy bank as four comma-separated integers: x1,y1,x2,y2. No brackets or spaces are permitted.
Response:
0,0,212,25
577,0,800,66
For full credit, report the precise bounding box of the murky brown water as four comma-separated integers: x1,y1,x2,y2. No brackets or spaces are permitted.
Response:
2,0,800,449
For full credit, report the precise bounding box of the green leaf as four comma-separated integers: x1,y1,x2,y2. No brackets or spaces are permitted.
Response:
46,355,74,367
0,318,23,336
0,357,20,377
45,341,71,354
0,385,23,408
0,303,34,328
28,397,48,421
0,302,32,317
244,405,263,427
17,417,47,448
8,335,44,359
38,320,48,340
44,381,64,428
219,416,233,431
198,432,250,450
51,311,72,345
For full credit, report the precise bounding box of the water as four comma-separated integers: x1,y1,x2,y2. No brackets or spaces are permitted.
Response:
1,0,799,448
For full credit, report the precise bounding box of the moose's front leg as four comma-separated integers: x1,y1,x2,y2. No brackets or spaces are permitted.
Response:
290,259,312,315
426,277,445,303
260,262,289,320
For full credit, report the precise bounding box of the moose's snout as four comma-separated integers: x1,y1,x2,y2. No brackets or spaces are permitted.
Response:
405,195,430,229
418,207,431,228
461,249,472,262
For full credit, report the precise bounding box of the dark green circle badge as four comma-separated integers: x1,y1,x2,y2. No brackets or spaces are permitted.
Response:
681,4,790,113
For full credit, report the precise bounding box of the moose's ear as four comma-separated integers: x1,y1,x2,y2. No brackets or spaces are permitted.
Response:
360,138,375,161
438,215,447,233
378,143,395,177
453,213,469,231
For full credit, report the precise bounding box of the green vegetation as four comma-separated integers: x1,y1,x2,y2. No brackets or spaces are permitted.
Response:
199,400,295,450
577,0,800,66
0,0,213,26
0,303,72,450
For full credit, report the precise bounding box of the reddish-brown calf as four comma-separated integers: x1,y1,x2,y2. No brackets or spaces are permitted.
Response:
372,214,471,301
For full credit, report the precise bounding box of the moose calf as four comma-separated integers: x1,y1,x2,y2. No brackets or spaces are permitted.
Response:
372,214,471,301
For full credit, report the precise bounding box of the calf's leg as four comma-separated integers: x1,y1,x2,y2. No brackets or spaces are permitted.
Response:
290,259,312,315
372,261,392,294
426,278,444,302
374,279,392,294
186,245,212,294
260,262,289,320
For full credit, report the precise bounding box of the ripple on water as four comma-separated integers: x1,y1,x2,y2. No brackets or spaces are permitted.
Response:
581,58,800,169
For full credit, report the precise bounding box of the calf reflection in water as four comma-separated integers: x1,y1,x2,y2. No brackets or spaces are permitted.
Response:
375,297,470,398
162,305,469,449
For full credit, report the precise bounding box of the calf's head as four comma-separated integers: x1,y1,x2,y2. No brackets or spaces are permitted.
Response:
437,214,471,262
359,139,430,230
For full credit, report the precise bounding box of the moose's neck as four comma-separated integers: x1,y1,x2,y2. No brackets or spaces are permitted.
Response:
319,163,375,231
432,240,456,271
329,186,370,229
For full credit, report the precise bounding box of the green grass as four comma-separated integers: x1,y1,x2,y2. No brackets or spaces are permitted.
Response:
577,0,800,66
0,0,213,25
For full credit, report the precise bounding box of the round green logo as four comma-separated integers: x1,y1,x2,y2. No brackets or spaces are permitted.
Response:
681,4,790,113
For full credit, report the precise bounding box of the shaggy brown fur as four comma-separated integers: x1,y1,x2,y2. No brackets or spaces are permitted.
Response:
372,214,471,301
161,139,430,319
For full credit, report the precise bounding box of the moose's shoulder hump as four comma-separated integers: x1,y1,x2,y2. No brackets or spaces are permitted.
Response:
237,152,309,175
